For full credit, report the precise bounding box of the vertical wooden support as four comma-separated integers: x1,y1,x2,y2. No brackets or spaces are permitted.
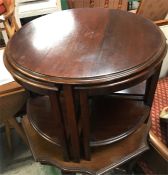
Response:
7,116,28,145
63,85,80,162
49,92,70,161
144,64,162,107
4,121,12,151
79,90,91,160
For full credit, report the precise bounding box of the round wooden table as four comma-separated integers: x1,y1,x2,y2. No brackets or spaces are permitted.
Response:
4,8,167,165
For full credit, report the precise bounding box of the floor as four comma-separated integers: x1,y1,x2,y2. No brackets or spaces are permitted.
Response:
0,128,60,175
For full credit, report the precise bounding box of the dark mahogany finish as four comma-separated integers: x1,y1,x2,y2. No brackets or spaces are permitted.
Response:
4,8,167,173
27,95,150,146
5,9,166,85
22,116,150,175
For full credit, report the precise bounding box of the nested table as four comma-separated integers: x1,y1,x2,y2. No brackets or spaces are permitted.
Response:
4,8,167,172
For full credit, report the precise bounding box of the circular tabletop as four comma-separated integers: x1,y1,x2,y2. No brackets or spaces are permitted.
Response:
5,8,166,85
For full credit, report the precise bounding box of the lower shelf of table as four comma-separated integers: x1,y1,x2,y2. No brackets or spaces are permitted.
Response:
90,96,149,146
22,116,149,175
27,95,150,147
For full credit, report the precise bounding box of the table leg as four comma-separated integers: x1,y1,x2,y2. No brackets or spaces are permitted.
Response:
79,90,91,160
49,92,70,161
63,85,80,162
144,64,162,107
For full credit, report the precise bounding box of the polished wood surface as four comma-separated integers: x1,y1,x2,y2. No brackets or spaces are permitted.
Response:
5,8,166,85
27,96,150,146
22,116,149,175
4,8,167,168
149,131,168,161
0,81,22,95
90,96,149,146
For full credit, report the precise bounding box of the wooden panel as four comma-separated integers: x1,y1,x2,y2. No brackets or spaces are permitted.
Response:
83,0,91,7
113,0,120,9
92,0,100,8
108,0,115,8
74,0,84,8
120,0,128,10
0,82,23,95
